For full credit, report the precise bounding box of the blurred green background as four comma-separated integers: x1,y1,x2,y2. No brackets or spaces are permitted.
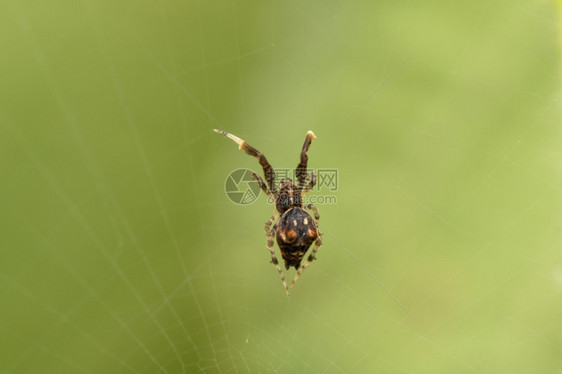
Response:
1,0,561,373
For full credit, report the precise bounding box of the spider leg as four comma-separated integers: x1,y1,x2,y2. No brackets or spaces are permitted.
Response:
290,234,323,289
296,131,316,191
214,129,277,194
251,172,271,197
301,171,317,195
305,203,320,221
264,211,277,234
266,224,290,295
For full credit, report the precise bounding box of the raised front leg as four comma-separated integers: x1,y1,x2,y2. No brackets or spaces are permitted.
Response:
296,131,316,191
215,129,277,194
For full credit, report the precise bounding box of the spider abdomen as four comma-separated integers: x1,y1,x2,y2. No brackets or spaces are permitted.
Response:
276,207,318,270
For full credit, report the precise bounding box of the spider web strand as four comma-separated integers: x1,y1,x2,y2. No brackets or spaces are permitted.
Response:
320,224,414,319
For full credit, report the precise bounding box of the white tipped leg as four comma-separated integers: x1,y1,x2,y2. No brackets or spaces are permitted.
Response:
214,129,277,194
296,130,317,190
213,129,245,150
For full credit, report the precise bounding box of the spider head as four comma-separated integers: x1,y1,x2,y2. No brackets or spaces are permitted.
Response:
275,179,302,214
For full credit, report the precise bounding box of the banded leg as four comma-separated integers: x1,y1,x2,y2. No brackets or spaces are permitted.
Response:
290,234,322,289
305,203,320,221
301,172,317,195
296,131,316,191
266,224,289,295
214,129,277,194
251,172,271,197
264,211,276,234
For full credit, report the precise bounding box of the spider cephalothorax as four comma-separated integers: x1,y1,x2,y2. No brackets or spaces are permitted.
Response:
214,129,322,295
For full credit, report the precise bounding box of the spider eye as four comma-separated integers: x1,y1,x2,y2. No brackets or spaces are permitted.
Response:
284,229,297,242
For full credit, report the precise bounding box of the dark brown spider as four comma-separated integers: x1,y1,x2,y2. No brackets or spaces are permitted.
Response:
214,129,322,295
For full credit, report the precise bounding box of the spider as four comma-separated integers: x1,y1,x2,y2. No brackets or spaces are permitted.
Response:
214,129,322,295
